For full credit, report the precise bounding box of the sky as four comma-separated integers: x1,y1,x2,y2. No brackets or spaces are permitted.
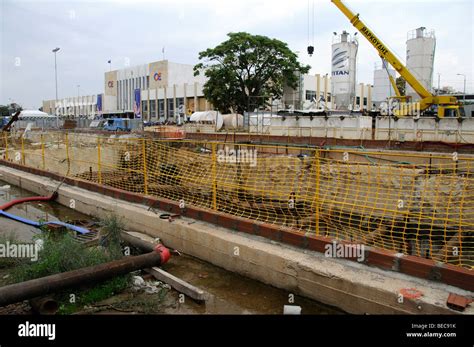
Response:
0,0,473,109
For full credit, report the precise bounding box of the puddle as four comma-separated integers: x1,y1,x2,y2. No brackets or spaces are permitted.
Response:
159,254,344,314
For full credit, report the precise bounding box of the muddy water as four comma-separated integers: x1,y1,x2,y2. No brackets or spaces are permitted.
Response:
160,254,344,314
0,180,343,314
0,179,90,241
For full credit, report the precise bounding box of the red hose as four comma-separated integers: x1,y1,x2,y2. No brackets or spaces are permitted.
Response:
0,191,58,211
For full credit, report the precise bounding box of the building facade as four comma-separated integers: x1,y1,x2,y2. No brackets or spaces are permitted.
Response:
43,94,100,118
104,60,209,121
283,73,373,111
43,59,376,119
43,59,209,121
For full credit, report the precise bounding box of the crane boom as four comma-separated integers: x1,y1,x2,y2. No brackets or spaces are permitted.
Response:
331,0,461,117
332,0,431,98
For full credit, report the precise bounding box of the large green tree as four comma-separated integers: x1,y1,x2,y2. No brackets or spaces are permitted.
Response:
194,32,310,114
0,105,9,117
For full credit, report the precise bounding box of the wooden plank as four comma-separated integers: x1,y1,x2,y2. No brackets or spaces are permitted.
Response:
145,267,209,302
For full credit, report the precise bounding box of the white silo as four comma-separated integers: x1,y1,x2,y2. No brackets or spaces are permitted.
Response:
373,62,396,106
406,27,435,101
331,31,358,110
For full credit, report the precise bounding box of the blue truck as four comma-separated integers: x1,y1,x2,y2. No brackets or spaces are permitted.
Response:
102,118,131,131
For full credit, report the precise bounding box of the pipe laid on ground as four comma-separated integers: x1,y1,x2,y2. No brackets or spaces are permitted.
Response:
0,209,90,234
0,192,90,234
29,297,59,315
0,244,171,307
120,231,155,252
0,192,58,211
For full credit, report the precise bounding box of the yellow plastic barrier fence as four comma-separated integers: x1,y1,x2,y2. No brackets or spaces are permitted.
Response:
1,131,473,269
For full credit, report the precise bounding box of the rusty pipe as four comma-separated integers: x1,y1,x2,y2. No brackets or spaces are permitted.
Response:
0,245,170,307
29,297,59,315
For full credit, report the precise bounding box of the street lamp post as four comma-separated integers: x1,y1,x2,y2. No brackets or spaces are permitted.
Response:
77,85,80,118
52,47,60,124
437,73,441,95
457,73,466,102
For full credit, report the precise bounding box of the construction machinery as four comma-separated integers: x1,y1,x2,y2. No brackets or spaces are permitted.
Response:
1,110,20,132
332,0,463,118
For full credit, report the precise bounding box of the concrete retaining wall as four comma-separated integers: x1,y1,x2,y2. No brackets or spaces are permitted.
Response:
0,164,472,314
376,117,474,143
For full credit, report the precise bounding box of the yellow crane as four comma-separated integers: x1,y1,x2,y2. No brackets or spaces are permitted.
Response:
332,0,462,118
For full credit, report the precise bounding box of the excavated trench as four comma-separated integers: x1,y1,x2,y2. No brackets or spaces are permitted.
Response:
0,180,342,314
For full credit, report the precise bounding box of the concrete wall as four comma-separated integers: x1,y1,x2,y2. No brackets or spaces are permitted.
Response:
248,115,373,139
0,165,471,314
168,61,206,86
376,117,474,143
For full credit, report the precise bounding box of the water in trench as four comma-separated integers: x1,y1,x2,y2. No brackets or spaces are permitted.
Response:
0,180,343,315
0,179,90,242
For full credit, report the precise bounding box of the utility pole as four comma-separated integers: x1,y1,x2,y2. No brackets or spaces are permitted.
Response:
52,47,60,126
437,73,440,95
52,48,60,104
457,73,466,102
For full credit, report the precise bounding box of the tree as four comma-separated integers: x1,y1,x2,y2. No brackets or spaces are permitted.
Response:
194,32,310,114
396,76,406,96
0,105,9,117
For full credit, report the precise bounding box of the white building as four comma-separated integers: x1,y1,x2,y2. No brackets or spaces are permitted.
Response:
104,60,209,121
283,73,372,112
43,94,100,118
44,60,210,121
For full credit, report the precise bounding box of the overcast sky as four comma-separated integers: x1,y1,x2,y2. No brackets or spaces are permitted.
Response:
1,0,473,109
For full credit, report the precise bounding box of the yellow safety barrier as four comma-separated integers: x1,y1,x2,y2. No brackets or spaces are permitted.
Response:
1,131,473,269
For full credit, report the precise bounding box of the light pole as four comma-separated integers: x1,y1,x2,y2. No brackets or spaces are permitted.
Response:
77,85,81,118
437,73,441,95
457,73,466,102
52,47,60,121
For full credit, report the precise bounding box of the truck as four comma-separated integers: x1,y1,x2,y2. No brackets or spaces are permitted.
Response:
102,118,132,131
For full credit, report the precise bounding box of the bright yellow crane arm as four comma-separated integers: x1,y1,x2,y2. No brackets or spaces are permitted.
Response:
331,0,432,100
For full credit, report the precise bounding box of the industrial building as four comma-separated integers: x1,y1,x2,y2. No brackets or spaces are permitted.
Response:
103,60,209,119
43,60,210,120
42,94,99,118
41,26,444,120
282,73,373,112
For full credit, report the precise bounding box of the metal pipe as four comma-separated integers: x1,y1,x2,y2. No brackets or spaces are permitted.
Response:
120,231,155,252
0,245,171,307
29,297,59,315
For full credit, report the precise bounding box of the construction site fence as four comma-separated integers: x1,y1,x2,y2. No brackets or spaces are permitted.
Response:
1,131,473,269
